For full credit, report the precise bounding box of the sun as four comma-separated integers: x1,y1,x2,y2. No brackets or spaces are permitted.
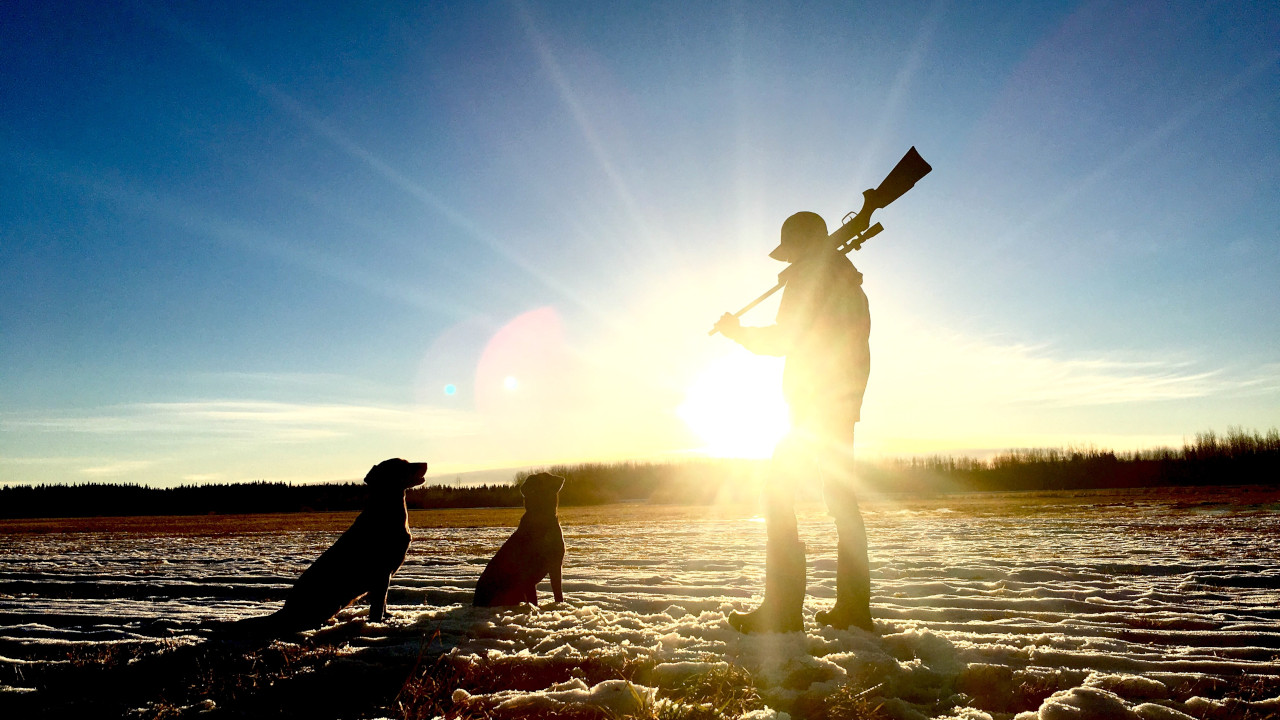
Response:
677,352,791,458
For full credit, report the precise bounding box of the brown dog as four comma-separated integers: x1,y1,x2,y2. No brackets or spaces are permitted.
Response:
245,458,428,633
473,472,565,607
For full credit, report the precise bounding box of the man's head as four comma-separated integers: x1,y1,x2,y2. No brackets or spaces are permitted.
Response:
769,211,828,262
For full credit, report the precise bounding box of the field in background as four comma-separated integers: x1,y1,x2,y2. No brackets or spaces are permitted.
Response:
0,502,761,536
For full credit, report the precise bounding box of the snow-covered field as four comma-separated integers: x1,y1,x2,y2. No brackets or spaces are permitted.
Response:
2,486,1279,719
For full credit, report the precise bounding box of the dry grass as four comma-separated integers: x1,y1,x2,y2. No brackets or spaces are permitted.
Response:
1012,672,1062,713
14,620,1276,719
396,651,652,719
394,650,892,720
0,503,762,537
0,511,367,537
17,634,864,720
654,659,763,720
5,636,359,719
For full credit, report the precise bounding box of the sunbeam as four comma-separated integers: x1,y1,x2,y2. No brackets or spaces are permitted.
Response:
3,148,469,318
849,0,947,196
513,1,663,258
139,3,604,318
964,44,1280,272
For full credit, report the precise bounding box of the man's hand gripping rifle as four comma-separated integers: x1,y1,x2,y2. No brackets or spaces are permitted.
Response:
709,146,932,336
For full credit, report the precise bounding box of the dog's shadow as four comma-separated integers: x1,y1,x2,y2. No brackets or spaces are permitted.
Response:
180,604,487,717
24,605,484,720
206,599,476,647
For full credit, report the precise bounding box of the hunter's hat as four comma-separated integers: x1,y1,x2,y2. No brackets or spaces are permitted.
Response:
770,211,828,261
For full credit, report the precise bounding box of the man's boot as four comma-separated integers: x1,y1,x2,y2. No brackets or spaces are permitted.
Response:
816,520,873,631
729,540,805,634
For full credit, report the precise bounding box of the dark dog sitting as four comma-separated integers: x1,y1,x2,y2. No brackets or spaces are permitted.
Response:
473,472,565,607
239,458,427,634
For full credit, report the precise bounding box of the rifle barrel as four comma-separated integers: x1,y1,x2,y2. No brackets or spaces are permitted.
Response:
708,281,784,337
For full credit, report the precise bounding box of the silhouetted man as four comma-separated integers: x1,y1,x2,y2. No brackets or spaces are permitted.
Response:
715,210,872,633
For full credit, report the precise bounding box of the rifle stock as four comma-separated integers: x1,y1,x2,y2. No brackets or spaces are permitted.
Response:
834,146,932,241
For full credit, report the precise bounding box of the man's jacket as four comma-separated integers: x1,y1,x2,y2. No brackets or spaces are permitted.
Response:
732,250,871,420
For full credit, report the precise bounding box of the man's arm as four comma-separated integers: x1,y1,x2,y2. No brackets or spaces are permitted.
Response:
715,265,813,356
714,313,792,356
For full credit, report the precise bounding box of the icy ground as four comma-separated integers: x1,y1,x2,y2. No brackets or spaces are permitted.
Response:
2,486,1279,719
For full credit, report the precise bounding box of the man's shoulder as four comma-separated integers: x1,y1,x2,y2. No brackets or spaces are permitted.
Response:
785,252,863,293
820,253,863,286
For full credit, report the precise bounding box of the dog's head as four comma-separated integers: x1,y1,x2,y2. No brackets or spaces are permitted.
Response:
364,458,429,491
519,472,564,515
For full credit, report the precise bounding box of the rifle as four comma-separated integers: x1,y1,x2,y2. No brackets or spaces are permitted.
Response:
709,146,932,336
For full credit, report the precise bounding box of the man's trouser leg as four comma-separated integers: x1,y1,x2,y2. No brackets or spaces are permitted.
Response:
728,435,806,634
816,428,874,632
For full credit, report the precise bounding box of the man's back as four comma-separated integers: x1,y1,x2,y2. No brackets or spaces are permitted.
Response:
777,251,870,415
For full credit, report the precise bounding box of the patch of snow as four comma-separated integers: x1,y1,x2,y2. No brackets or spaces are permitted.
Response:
651,660,731,686
1013,686,1140,719
455,677,655,716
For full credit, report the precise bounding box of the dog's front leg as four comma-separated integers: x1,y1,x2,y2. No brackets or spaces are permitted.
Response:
550,564,563,603
368,576,392,622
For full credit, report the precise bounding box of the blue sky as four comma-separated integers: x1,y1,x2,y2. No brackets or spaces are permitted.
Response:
2,0,1277,486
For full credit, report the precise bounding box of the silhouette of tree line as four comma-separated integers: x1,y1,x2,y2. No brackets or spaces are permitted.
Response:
1,428,1275,519
857,427,1280,496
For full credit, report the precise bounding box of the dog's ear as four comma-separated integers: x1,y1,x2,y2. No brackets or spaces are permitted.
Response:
364,458,407,487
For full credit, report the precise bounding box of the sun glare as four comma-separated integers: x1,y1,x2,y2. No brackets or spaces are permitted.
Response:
678,352,790,458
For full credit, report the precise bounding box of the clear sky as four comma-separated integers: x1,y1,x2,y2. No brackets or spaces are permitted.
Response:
2,0,1277,486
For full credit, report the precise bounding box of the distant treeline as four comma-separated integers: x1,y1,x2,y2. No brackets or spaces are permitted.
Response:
860,427,1280,495
1,428,1276,519
0,460,767,520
